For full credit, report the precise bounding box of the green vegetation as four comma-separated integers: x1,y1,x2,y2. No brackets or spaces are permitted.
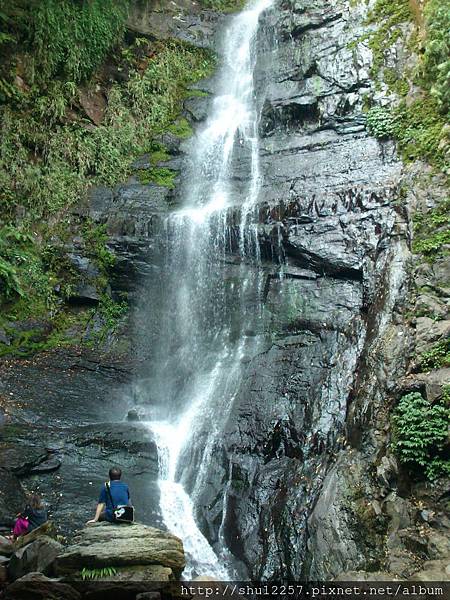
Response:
363,0,450,175
198,0,246,13
419,338,450,371
366,106,396,138
138,167,176,188
392,392,450,480
82,223,116,274
413,198,450,260
0,312,92,358
421,0,450,114
0,1,216,356
81,566,118,580
168,118,194,139
0,39,214,223
413,229,450,257
393,97,448,172
0,0,128,90
366,0,412,78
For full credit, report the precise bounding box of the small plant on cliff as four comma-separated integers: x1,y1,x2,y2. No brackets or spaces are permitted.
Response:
391,392,450,480
365,0,412,78
419,339,450,371
81,566,118,580
360,0,450,174
366,106,397,138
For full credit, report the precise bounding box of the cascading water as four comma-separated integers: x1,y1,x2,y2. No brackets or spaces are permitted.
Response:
143,0,274,578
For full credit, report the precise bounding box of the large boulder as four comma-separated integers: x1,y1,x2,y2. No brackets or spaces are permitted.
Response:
54,523,185,577
8,536,63,581
409,559,450,581
4,572,81,600
14,521,56,550
0,536,14,557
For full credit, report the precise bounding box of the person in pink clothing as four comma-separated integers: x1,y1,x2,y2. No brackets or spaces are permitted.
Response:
12,494,48,538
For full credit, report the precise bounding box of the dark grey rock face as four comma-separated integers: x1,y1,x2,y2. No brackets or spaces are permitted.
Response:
186,0,411,579
127,0,224,50
0,351,163,535
8,537,63,581
75,0,414,580
4,572,81,600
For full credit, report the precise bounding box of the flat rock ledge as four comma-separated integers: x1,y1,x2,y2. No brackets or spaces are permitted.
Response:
55,522,185,577
2,522,186,600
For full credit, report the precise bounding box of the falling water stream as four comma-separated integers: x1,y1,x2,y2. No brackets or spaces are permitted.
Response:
145,0,274,578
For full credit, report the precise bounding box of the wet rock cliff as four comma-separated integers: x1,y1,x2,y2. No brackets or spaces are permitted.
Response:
189,0,408,579
179,0,449,581
0,0,448,584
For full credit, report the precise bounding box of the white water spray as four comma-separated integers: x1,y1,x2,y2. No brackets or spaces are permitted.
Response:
145,0,273,579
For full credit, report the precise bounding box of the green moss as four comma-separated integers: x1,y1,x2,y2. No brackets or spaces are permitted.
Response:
138,167,176,188
365,0,413,79
0,310,93,358
197,0,246,13
168,118,194,139
149,149,171,165
185,89,210,98
383,67,409,96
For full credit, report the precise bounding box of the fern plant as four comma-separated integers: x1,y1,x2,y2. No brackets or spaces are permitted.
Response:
392,392,450,480
81,566,118,580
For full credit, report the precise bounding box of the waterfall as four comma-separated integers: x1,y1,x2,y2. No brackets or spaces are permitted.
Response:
144,0,274,579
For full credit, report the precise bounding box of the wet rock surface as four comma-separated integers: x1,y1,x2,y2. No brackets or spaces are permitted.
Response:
127,0,224,50
0,350,163,534
181,0,416,579
4,572,82,600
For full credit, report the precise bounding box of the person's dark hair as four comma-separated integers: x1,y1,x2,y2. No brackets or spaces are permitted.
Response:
109,467,122,481
29,494,43,510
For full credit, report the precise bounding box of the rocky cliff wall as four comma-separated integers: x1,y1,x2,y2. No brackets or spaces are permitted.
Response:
186,0,410,579
0,0,448,582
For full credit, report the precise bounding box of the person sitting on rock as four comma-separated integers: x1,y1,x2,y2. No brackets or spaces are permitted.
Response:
12,493,48,538
87,467,131,524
